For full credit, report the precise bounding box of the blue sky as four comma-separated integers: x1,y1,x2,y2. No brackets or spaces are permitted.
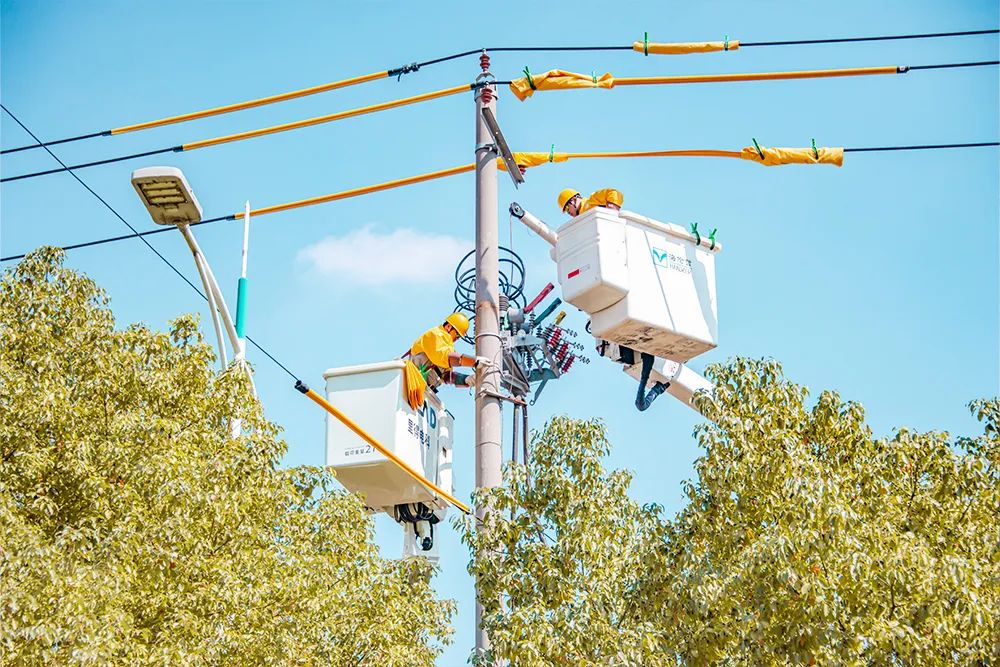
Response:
2,1,997,663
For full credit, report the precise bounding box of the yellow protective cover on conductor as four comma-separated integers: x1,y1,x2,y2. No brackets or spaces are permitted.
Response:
740,146,844,167
497,151,571,171
580,188,625,213
410,325,455,370
509,69,615,101
632,40,740,55
403,359,428,409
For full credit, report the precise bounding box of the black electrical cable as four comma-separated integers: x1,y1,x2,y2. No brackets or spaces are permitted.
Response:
1,145,181,183
0,105,299,383
3,29,996,156
907,60,999,70
844,141,999,152
741,29,998,47
1,129,111,155
2,140,996,264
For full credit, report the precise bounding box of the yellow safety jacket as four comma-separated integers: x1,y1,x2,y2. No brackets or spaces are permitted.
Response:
403,325,457,409
579,188,624,215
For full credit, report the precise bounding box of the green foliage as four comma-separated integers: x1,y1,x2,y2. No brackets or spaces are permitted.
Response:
462,358,999,666
0,248,453,665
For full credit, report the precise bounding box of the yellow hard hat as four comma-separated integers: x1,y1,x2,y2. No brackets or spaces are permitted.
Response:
445,312,470,337
557,188,580,212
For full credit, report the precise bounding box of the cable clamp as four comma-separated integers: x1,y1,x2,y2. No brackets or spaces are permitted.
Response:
475,142,498,155
897,65,910,74
389,62,420,81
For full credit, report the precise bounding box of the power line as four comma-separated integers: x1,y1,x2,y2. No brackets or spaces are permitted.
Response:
0,105,299,383
741,28,999,47
5,59,997,184
2,28,996,155
3,140,996,263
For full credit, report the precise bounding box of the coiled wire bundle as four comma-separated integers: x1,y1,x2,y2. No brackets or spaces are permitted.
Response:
452,246,526,344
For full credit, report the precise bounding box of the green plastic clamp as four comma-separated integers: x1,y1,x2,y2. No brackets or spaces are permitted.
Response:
523,66,536,90
752,137,765,159
644,31,649,56
690,222,701,246
708,228,717,250
812,138,819,159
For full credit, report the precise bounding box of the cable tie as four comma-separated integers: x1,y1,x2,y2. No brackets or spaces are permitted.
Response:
591,70,598,84
724,34,729,51
522,66,536,90
811,138,819,159
690,222,701,246
708,228,717,250
752,137,765,159
548,143,555,162
643,31,649,56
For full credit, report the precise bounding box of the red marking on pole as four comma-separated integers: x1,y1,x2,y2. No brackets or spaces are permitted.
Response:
567,268,581,279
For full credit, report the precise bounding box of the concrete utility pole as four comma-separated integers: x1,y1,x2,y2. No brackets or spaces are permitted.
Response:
473,51,502,658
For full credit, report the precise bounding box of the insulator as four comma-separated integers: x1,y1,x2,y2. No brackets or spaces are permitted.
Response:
479,51,490,72
499,294,509,316
561,355,576,373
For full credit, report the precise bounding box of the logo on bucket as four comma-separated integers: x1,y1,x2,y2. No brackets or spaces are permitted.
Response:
651,247,692,275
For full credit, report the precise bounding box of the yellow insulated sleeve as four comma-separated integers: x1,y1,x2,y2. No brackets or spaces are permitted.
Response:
111,70,389,135
740,145,844,166
183,84,470,151
299,385,471,514
632,40,741,54
614,65,898,86
510,65,900,100
237,163,475,218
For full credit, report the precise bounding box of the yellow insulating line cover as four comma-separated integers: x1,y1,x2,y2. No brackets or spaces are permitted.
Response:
511,148,842,168
236,163,475,218
183,84,470,151
740,145,844,166
510,65,899,100
300,386,471,514
631,40,741,54
615,65,899,86
111,71,388,135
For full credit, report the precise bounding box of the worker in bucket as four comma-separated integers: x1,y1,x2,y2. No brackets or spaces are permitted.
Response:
403,312,487,409
556,187,624,217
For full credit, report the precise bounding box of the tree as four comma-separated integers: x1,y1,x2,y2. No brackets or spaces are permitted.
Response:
0,248,454,665
462,359,999,666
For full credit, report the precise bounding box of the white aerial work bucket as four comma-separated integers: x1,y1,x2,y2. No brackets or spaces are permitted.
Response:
324,360,454,515
555,208,721,362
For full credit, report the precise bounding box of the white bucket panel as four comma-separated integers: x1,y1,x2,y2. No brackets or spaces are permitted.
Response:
555,207,629,313
589,210,719,362
323,361,451,513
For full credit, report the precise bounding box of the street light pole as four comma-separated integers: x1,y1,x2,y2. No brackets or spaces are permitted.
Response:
473,51,502,659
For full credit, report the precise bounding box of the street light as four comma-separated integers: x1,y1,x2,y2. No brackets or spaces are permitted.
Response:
130,167,249,386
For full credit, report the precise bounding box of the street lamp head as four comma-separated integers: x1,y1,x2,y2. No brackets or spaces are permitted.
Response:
131,166,203,226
